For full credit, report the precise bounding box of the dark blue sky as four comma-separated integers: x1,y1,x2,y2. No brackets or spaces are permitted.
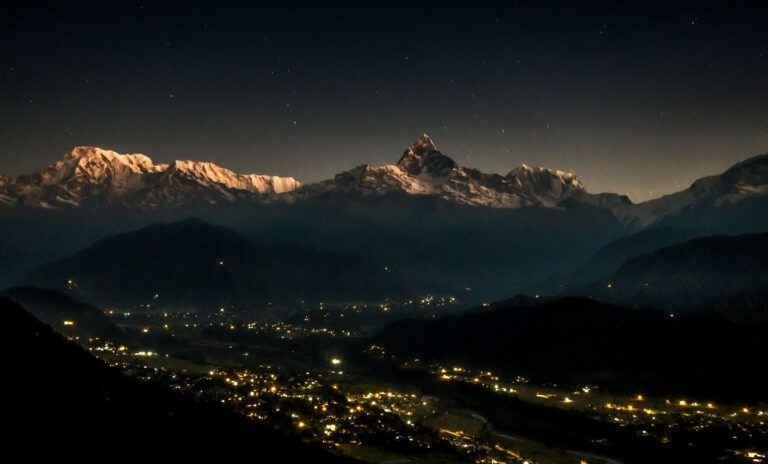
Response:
2,1,767,201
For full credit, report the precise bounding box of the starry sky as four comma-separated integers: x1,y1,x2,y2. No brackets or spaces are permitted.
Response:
1,1,767,202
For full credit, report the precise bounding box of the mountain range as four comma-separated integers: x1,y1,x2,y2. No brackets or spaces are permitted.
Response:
2,135,767,302
2,135,767,231
2,135,768,234
0,146,300,210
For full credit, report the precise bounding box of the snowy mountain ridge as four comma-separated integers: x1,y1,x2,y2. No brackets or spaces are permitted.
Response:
1,137,767,232
0,146,300,209
289,134,586,208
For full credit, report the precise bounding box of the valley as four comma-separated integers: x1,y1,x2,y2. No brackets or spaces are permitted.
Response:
36,291,765,464
3,135,768,463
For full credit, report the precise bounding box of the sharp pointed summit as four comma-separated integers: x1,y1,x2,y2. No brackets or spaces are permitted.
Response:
403,133,438,157
397,133,457,176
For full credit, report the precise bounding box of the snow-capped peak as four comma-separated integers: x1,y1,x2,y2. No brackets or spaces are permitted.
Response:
60,146,153,170
407,133,438,157
63,146,160,169
397,133,457,176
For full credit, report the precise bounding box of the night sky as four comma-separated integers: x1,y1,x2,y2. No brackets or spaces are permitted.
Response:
1,1,767,202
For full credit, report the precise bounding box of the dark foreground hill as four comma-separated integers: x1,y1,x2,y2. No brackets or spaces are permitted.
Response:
24,218,415,310
377,297,768,401
0,297,353,463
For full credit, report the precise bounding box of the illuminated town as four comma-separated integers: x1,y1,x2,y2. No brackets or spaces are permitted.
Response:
60,302,768,464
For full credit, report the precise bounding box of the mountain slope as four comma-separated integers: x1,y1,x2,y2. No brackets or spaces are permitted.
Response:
580,232,768,316
0,210,156,291
583,227,703,277
0,297,353,463
534,227,706,293
0,146,300,209
24,218,413,310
